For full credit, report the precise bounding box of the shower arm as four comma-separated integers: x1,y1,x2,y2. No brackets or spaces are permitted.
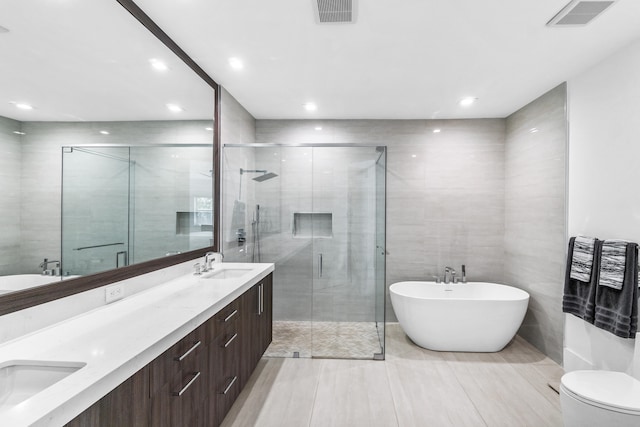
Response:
239,168,268,200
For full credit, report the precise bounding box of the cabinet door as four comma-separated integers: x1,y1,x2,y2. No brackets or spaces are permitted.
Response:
239,283,260,389
259,273,273,356
239,274,273,389
64,366,149,427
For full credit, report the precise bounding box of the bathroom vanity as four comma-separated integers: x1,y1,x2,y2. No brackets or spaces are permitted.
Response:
0,262,273,427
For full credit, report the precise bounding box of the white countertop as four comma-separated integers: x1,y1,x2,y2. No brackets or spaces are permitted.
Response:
0,262,274,427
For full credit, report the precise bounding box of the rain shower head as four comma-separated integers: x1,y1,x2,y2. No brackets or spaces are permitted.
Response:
252,172,278,182
240,168,278,182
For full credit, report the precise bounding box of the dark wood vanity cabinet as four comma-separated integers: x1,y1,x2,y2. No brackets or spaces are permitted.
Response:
64,365,150,427
65,273,273,427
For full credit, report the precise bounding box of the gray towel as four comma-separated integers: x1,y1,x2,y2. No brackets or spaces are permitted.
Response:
563,237,599,324
593,242,638,339
599,240,627,290
570,236,596,282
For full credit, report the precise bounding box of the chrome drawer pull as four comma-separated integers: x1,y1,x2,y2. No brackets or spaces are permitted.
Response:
174,340,202,362
172,371,201,397
224,309,238,322
221,376,238,395
223,333,238,348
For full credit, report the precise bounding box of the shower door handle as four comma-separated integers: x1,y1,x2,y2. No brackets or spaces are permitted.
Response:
318,253,323,278
116,251,128,268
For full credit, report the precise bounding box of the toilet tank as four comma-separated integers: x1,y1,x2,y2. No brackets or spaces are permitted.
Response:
563,314,638,379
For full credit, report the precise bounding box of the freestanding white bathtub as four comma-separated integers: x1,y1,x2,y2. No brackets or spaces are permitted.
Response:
390,281,529,352
0,274,73,295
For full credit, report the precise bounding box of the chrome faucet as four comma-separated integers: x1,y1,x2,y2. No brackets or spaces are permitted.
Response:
444,266,456,284
193,262,202,275
39,258,60,275
204,252,224,271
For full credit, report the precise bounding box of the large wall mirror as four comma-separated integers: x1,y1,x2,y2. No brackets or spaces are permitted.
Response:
0,0,218,313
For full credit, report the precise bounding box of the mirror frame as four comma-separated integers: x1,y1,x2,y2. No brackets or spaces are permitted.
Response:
0,0,221,316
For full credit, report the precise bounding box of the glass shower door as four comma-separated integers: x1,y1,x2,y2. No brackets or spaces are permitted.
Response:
374,147,386,358
310,146,385,359
62,147,131,276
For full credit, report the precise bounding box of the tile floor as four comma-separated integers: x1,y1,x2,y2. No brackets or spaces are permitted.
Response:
222,323,565,427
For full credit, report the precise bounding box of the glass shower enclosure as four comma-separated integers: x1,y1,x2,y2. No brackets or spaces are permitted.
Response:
223,144,386,360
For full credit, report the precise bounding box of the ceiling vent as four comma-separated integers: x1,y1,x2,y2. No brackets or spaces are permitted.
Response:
547,0,617,26
313,0,356,24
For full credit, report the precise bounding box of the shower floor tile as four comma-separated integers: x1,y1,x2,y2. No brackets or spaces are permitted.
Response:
264,320,382,359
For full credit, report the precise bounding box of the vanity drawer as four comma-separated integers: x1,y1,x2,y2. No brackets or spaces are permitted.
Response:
209,298,240,339
209,323,241,426
150,323,207,395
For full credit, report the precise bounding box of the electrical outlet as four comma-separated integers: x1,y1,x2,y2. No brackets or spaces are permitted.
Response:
105,284,124,303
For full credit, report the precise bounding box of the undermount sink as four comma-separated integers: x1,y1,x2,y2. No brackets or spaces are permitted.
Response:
0,360,86,409
202,267,254,280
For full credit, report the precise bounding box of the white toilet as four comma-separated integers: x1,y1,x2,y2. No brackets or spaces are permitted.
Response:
560,370,640,427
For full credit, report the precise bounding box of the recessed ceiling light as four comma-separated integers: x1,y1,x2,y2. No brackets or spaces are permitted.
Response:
229,57,244,70
99,130,110,135
315,126,322,131
166,103,183,113
14,103,33,110
13,131,25,135
304,102,317,112
459,97,477,107
411,154,417,158
149,58,169,72
205,127,213,131
0,25,9,34
433,129,441,133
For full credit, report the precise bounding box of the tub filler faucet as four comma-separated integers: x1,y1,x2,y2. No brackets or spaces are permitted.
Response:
444,266,457,284
39,258,60,276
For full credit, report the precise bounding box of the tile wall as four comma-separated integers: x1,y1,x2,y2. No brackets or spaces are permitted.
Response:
0,116,23,275
504,83,567,363
255,119,507,321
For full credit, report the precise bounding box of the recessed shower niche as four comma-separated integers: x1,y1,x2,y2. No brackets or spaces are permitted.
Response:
223,144,386,360
292,212,333,238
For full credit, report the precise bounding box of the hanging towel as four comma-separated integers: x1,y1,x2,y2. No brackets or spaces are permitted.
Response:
570,236,597,282
599,240,628,290
562,237,600,324
593,242,638,339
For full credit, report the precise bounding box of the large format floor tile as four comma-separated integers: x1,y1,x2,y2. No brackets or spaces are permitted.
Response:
222,322,564,427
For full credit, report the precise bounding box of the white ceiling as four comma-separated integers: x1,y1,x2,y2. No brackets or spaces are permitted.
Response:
135,0,640,119
2,1,640,122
